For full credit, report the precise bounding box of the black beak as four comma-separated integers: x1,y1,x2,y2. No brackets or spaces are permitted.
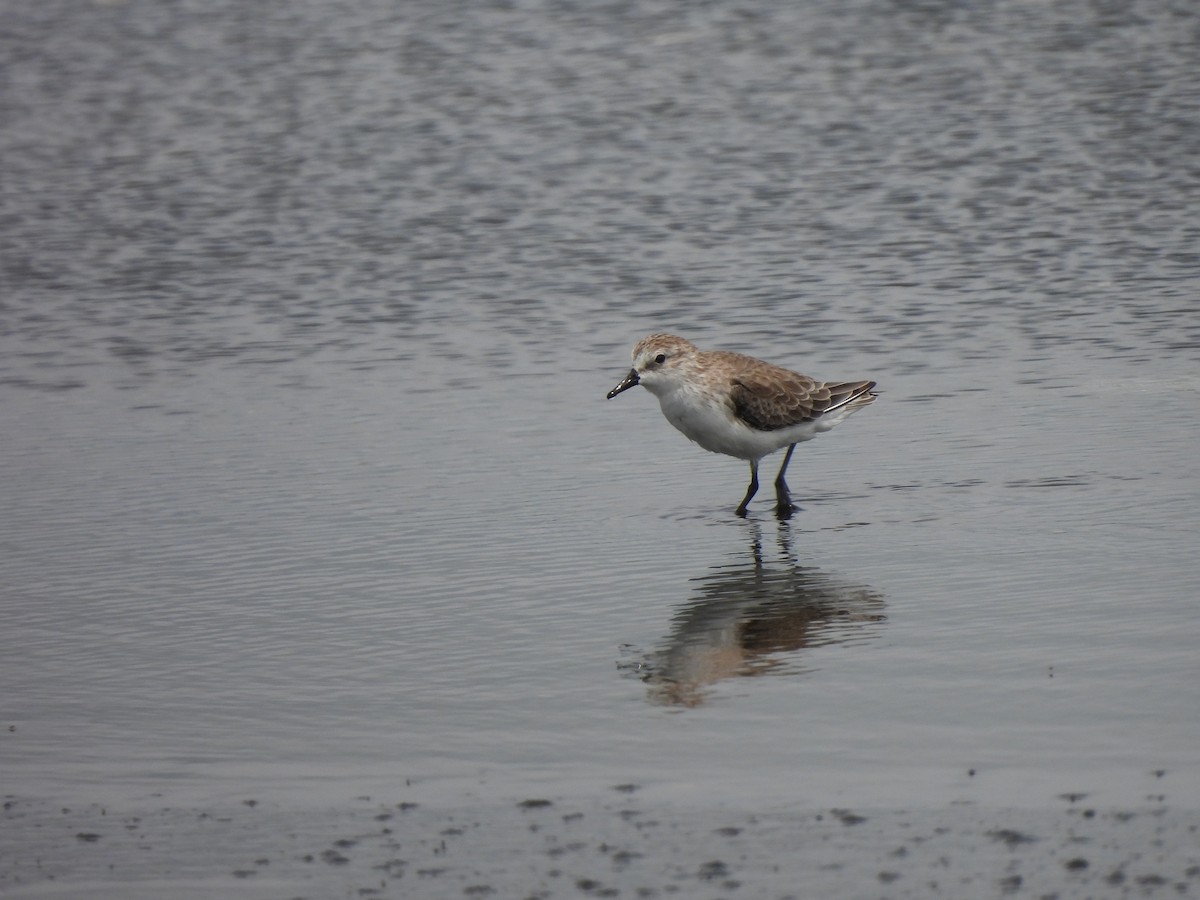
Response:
606,368,640,399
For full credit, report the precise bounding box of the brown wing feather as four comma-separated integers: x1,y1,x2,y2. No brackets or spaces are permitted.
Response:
718,352,875,431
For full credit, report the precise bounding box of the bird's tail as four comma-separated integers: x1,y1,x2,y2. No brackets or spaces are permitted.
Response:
824,380,877,415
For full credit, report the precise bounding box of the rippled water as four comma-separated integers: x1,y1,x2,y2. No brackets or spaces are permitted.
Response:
2,0,1199,844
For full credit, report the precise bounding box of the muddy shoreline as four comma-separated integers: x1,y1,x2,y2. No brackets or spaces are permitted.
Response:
5,791,1198,899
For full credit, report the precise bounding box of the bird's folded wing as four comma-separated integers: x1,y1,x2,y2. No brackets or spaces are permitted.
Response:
731,374,875,430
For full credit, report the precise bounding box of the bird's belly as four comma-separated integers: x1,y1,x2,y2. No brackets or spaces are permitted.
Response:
658,393,811,460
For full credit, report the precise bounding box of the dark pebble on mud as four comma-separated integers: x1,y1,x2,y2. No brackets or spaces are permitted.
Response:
998,874,1022,893
698,860,729,879
987,828,1036,847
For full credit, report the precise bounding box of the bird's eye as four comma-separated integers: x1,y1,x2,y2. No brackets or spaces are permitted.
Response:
655,353,667,365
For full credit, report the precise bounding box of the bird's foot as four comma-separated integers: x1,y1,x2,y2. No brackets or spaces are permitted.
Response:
774,485,797,519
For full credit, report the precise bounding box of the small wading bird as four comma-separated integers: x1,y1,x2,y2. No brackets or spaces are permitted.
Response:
606,334,877,517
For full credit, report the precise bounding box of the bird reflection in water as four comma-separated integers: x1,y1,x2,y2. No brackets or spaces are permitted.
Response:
629,522,886,708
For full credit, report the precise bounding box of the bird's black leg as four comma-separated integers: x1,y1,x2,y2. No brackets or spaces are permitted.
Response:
774,444,797,516
735,460,759,517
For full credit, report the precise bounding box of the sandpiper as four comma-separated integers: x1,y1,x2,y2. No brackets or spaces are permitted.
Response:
606,334,877,516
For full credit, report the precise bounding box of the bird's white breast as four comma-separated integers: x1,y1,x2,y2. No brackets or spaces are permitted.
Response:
652,379,816,461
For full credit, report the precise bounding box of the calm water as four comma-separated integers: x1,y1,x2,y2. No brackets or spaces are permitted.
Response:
2,0,1199,838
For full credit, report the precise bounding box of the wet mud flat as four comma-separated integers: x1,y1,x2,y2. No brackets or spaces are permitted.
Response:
4,791,1198,899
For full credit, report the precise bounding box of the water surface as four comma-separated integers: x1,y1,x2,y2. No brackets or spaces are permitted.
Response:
2,1,1198,887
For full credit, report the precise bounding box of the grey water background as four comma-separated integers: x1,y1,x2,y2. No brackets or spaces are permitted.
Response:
2,0,1199,828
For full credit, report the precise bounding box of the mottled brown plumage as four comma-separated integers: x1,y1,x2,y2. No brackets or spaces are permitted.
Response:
727,361,876,431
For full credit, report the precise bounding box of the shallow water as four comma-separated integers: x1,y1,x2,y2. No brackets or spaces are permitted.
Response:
2,0,1200,891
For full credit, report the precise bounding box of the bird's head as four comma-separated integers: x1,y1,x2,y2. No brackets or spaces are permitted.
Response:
606,334,698,399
